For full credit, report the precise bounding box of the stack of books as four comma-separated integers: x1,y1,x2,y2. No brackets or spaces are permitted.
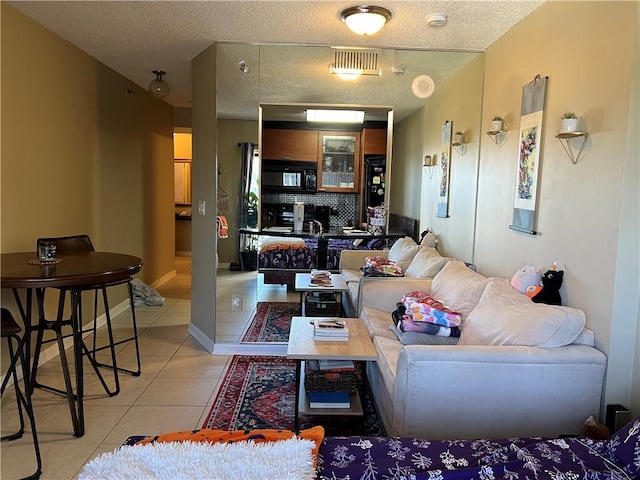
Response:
310,269,332,287
307,391,351,409
313,319,349,341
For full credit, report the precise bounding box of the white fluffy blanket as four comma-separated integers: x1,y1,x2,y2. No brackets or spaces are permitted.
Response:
79,438,316,480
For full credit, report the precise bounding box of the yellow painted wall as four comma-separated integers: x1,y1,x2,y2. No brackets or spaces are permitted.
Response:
1,4,175,373
174,133,192,159
475,0,638,413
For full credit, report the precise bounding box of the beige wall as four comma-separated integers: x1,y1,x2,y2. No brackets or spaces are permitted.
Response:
216,119,258,264
474,1,638,413
188,42,218,352
418,55,485,262
1,4,175,372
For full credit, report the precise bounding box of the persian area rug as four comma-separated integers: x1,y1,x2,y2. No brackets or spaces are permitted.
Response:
241,302,301,342
202,355,386,437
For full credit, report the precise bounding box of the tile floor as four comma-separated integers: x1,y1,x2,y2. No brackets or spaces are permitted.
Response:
1,256,298,479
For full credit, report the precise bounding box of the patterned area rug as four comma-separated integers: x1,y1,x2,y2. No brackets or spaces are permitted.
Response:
241,302,301,342
202,355,386,437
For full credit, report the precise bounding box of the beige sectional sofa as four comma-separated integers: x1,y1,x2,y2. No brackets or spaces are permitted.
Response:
354,260,607,440
340,237,451,317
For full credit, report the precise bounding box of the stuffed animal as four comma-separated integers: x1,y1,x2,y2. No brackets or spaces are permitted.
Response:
510,263,541,294
532,268,564,305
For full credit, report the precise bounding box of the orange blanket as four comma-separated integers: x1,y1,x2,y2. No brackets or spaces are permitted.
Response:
135,426,325,465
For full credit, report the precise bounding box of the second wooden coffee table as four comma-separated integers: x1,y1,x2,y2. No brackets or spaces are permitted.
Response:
286,316,377,431
294,273,349,316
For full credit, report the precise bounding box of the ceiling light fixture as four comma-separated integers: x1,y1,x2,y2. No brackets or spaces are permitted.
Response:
426,13,448,27
148,70,169,99
339,5,392,36
306,109,365,123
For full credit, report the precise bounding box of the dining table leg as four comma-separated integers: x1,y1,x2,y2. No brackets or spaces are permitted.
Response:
70,287,84,437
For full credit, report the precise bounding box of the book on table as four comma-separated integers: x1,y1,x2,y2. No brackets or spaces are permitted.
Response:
317,359,355,371
307,391,351,409
310,269,332,287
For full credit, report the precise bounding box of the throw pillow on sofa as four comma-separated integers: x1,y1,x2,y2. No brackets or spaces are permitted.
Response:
387,237,422,271
404,247,451,278
431,261,492,319
459,279,586,348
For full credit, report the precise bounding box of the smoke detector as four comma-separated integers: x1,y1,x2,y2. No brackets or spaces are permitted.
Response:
426,13,448,27
411,75,435,99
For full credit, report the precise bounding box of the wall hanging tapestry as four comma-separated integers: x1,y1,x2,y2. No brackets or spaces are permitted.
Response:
437,120,453,218
510,75,548,235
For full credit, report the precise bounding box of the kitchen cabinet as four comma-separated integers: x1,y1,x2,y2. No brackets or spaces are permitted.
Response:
362,128,387,155
262,129,318,162
317,131,361,193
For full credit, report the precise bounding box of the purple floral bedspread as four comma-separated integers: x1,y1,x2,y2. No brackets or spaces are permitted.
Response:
316,435,632,480
259,238,395,271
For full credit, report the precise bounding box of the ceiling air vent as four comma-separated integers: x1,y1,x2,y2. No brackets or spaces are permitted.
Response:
330,48,382,76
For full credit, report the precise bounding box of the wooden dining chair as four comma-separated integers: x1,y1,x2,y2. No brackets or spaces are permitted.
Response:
31,235,142,398
1,308,42,479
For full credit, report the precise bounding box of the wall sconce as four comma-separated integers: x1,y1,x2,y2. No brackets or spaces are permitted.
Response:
148,70,169,99
452,131,467,156
423,154,436,178
339,5,392,36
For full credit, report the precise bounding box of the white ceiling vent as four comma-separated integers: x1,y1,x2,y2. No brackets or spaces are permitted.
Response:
330,48,382,76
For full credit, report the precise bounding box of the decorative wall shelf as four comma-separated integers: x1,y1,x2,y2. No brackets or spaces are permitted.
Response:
555,131,588,164
486,130,507,147
452,142,467,156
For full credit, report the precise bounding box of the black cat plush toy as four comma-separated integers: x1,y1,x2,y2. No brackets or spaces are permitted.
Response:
532,268,564,306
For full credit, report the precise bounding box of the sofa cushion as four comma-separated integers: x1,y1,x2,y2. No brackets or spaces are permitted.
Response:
387,237,421,271
390,324,459,346
372,335,402,397
360,307,397,341
341,269,362,285
404,247,450,278
459,279,586,347
430,261,491,319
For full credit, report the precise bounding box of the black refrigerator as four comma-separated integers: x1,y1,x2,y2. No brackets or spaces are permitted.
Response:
363,155,386,211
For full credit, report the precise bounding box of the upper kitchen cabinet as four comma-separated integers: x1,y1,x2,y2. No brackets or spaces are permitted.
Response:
318,131,361,193
362,128,387,155
262,128,319,162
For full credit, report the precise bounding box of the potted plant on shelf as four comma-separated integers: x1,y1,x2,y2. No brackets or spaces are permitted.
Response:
243,192,258,228
240,234,258,271
454,131,465,144
490,116,504,132
560,112,579,133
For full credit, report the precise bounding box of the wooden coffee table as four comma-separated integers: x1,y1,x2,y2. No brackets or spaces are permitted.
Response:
286,316,377,431
294,273,349,316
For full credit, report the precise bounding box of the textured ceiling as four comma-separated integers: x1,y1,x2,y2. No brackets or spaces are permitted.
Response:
9,0,544,122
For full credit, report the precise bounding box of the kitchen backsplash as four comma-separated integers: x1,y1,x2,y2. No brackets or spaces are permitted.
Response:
262,192,359,229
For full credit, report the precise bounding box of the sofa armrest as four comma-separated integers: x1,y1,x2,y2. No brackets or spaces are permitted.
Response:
339,249,388,271
357,277,433,314
392,343,607,439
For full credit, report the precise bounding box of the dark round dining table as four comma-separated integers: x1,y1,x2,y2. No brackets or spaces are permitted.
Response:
1,251,143,437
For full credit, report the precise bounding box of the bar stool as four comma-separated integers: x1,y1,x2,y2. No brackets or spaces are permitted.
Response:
30,235,141,399
1,308,42,480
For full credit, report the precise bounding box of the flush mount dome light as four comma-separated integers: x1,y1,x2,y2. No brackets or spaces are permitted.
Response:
340,5,392,35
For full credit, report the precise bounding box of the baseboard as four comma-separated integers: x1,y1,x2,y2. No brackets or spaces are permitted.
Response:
187,322,215,353
151,269,177,289
176,251,192,256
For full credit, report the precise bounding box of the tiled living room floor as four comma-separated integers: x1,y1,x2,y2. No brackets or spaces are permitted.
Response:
1,257,296,479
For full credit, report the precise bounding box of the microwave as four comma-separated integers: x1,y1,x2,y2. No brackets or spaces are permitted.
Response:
262,160,317,193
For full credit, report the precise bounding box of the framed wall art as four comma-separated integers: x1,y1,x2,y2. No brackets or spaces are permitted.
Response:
437,120,453,218
510,75,548,235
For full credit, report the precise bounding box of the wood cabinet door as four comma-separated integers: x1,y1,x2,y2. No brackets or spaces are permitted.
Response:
262,129,319,162
317,131,361,193
362,128,387,155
